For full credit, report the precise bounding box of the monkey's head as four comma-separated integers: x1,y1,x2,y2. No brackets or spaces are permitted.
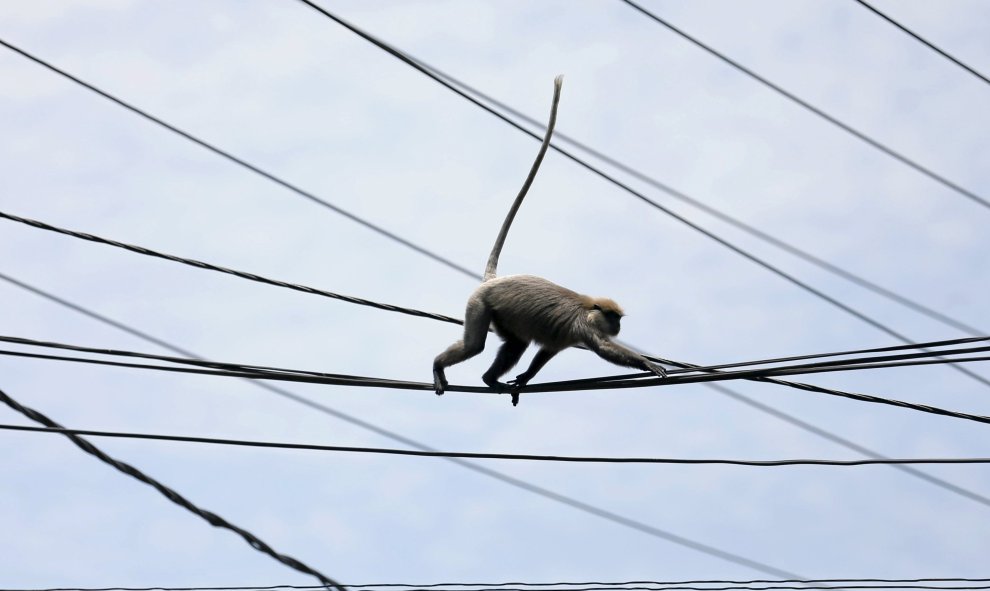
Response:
588,298,625,337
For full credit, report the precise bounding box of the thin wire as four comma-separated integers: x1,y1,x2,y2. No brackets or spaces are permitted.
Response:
0,388,344,590
10,579,990,591
293,0,990,390
4,338,990,427
416,60,985,337
853,0,990,87
5,422,990,467
0,273,800,578
707,382,990,508
619,0,990,212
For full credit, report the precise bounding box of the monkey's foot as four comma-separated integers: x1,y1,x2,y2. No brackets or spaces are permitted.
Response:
506,376,528,407
432,369,448,396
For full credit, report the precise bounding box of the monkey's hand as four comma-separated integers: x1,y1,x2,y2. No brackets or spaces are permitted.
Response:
644,360,668,379
432,367,448,396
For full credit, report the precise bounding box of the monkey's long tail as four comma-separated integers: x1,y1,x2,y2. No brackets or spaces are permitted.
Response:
483,75,564,282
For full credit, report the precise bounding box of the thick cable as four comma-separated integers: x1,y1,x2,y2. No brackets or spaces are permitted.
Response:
4,422,990,467
0,210,463,326
4,334,986,383
619,0,990,212
853,0,990,87
4,338,990,426
0,388,344,590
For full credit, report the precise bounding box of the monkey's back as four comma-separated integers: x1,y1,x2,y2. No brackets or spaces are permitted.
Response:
477,274,590,348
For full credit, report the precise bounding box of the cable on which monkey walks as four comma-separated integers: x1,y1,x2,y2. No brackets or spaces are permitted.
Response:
4,334,990,426
0,387,346,590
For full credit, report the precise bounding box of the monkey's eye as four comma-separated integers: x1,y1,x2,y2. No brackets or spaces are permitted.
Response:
604,311,621,322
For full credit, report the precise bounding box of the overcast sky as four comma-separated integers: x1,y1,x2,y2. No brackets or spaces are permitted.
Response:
1,0,989,587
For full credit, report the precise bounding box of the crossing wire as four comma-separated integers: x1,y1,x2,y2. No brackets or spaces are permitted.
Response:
619,0,990,212
291,0,990,390
0,273,803,579
0,387,344,590
4,422,990,467
853,0,990,87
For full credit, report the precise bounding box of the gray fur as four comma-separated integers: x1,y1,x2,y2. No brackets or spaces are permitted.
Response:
432,275,666,404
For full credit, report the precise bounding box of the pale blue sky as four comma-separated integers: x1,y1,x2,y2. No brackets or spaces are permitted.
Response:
1,0,988,587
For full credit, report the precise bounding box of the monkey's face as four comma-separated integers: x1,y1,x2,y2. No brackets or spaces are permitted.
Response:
590,305,623,337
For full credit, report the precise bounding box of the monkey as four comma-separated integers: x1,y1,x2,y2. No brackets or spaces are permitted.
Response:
432,76,667,406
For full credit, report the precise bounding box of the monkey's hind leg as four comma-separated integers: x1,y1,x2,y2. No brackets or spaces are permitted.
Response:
432,301,492,396
482,337,528,394
507,347,560,406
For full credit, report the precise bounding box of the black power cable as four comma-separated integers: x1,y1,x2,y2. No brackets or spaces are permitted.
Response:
4,333,986,383
4,422,990,467
4,336,990,426
0,387,344,590
0,210,463,326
